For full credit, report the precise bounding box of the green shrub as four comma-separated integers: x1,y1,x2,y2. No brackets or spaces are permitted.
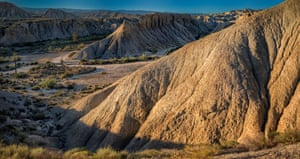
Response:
13,72,28,78
61,72,73,78
0,144,62,159
77,43,85,49
63,45,72,51
94,147,127,159
0,56,10,64
39,77,56,89
63,148,91,159
48,46,54,52
138,54,148,61
80,59,88,65
31,86,40,90
271,130,300,144
32,112,45,120
108,58,118,64
120,57,129,63
68,52,77,58
129,149,168,159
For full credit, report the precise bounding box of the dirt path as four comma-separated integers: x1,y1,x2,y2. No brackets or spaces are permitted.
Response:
214,143,300,159
69,61,150,86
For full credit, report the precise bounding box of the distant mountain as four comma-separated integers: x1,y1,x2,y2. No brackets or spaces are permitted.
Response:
71,13,208,59
0,2,32,19
62,0,300,151
43,9,77,19
24,8,152,18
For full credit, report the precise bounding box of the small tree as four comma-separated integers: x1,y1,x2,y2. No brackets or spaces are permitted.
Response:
12,52,19,74
72,32,78,43
60,58,64,66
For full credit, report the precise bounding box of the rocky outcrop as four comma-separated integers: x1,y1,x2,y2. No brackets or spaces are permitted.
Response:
62,0,300,151
0,2,32,19
0,91,62,146
43,9,77,19
195,9,256,32
72,13,208,59
0,18,122,46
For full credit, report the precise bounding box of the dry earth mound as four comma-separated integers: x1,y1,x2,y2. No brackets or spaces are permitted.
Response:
62,0,300,151
72,13,208,59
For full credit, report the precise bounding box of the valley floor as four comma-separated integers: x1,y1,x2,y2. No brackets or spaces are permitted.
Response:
214,143,300,159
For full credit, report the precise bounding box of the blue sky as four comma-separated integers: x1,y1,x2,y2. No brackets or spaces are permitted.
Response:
4,0,284,13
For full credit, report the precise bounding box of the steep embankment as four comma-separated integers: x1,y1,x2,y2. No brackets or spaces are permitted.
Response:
0,18,122,46
72,13,207,59
73,11,255,60
0,2,32,19
62,0,300,151
195,9,255,32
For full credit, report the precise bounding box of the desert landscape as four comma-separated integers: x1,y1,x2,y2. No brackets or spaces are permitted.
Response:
0,0,299,158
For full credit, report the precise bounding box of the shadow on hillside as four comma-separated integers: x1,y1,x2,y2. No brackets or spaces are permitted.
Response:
55,108,184,152
0,90,184,152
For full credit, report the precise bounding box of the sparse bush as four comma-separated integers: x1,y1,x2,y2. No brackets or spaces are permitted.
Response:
13,72,28,78
66,83,74,89
80,59,88,65
138,54,147,61
68,51,77,58
129,149,168,159
77,43,85,49
0,144,62,159
72,32,78,43
31,86,40,90
271,130,300,144
63,45,72,51
61,72,73,78
48,46,54,52
63,148,91,159
32,112,45,120
184,144,221,159
95,147,127,159
220,140,239,148
55,48,63,52
39,77,56,89
120,57,129,63
23,99,32,106
257,130,300,149
0,56,10,64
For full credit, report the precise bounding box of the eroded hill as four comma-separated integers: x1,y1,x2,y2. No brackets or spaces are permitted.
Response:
72,13,207,59
61,0,300,151
72,11,254,59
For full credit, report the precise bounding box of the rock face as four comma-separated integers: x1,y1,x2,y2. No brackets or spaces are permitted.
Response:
0,18,122,46
195,9,256,32
72,13,208,59
0,2,32,19
43,9,77,19
62,0,300,151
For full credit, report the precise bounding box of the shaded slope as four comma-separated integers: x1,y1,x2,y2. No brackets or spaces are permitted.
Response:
72,13,208,59
0,18,122,46
43,9,77,19
0,2,32,19
62,0,300,151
